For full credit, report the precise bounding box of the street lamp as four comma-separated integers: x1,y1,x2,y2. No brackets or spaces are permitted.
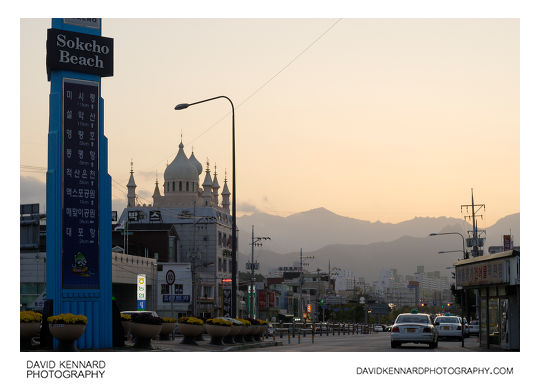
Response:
429,232,467,347
175,96,237,317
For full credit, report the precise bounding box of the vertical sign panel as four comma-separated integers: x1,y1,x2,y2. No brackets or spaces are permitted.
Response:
62,78,100,289
223,288,232,317
137,274,146,310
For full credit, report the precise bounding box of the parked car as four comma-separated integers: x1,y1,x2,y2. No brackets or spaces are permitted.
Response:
390,312,438,348
434,315,463,341
468,320,480,336
373,325,384,332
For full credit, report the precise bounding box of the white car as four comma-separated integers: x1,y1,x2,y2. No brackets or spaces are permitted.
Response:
373,325,384,332
434,316,463,341
468,320,479,336
390,313,438,349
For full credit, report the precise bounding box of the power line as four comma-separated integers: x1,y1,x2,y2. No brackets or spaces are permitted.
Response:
155,18,343,169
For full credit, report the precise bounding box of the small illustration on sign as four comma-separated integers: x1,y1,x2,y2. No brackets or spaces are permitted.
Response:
71,251,91,277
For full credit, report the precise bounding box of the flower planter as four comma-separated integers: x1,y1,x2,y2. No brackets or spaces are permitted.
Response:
49,324,86,352
20,322,41,350
130,323,162,349
178,323,204,345
205,324,231,345
223,325,241,344
121,321,131,338
159,323,177,340
254,325,266,342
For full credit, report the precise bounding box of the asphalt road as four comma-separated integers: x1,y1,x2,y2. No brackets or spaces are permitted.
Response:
254,332,481,352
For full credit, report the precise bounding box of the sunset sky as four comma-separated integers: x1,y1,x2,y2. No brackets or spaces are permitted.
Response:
20,18,520,227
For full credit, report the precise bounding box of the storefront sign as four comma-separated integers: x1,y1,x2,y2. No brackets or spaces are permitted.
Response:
163,295,190,303
456,259,508,287
62,78,100,289
47,28,113,77
223,288,232,317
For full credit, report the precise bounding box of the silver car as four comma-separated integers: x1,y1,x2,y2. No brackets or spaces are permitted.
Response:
391,313,438,348
468,320,479,336
434,316,463,341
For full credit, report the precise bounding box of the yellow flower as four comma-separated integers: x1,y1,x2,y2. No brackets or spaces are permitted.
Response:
20,311,42,323
47,313,88,325
178,316,203,325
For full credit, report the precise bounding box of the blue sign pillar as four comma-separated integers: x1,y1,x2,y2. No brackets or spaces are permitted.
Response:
46,18,113,349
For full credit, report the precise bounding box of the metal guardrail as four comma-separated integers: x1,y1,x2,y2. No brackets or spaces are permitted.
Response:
272,323,376,343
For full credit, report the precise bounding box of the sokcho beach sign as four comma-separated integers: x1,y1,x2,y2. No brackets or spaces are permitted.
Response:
46,28,113,78
46,18,113,349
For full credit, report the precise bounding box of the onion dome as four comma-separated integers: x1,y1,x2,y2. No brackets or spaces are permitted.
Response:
164,141,198,181
189,148,203,175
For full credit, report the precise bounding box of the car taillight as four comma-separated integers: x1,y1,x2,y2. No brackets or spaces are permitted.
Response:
423,327,431,333
392,326,400,332
457,325,461,330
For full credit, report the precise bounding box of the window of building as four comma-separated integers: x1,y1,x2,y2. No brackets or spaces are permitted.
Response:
218,258,222,271
161,284,169,294
166,182,169,192
179,181,182,191
229,260,232,273
192,182,195,192
172,181,175,191
174,284,183,294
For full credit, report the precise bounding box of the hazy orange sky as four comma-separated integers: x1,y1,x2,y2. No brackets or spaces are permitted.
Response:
20,18,520,226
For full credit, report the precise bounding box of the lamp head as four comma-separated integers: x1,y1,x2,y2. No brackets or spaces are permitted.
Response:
174,103,190,110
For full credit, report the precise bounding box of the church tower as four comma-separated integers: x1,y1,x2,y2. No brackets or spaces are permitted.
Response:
126,160,137,207
221,171,231,213
212,164,220,205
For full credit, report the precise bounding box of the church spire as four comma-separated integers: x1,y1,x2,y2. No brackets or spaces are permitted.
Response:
221,169,230,213
127,159,137,207
212,163,220,205
152,170,161,206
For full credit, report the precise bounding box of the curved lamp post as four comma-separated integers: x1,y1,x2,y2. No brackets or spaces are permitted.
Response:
429,231,467,347
175,96,237,317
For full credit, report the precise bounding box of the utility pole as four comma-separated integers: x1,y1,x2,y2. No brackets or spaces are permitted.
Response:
461,188,486,257
249,225,270,319
298,249,314,320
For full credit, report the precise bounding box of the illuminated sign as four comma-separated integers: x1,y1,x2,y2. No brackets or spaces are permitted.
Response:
456,259,508,287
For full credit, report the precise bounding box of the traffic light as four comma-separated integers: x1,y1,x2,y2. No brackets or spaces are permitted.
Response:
447,303,451,307
320,299,324,305
420,303,425,307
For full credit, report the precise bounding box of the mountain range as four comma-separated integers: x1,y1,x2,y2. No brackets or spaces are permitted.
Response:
236,208,519,282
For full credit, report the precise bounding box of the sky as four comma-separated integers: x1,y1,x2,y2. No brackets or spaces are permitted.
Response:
19,17,520,226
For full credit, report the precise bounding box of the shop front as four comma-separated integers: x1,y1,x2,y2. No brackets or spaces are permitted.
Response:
454,250,519,350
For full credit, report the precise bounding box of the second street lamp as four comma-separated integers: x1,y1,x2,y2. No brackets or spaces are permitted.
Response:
175,96,237,317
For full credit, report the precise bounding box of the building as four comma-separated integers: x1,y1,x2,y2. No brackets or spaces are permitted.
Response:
454,249,520,350
116,138,234,318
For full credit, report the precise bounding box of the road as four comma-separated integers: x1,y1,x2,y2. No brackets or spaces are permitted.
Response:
254,332,481,352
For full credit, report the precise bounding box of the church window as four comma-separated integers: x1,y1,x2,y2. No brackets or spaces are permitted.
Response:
179,181,182,191
172,181,175,191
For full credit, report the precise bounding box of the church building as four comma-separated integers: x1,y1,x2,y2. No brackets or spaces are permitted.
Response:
116,137,234,318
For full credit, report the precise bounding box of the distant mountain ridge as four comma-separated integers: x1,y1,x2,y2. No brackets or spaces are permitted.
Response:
236,208,519,282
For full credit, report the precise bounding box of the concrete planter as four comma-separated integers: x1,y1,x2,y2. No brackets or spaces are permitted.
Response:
177,323,204,345
205,324,231,345
49,323,86,351
121,321,131,337
130,323,162,349
20,322,41,350
159,323,177,340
